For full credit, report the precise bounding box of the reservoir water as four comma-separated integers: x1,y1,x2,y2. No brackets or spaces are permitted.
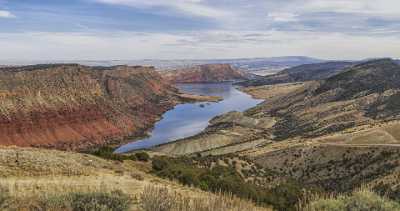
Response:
115,83,263,153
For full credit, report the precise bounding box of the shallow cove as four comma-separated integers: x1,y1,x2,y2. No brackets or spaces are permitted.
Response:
115,83,263,153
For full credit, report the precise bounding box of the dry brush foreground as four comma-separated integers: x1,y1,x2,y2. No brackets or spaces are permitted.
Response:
0,146,270,211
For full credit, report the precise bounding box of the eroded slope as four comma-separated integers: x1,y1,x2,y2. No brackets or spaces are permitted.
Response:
0,64,184,150
161,64,247,83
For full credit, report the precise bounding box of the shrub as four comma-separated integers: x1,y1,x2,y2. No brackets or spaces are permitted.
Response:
304,188,400,211
141,185,174,211
305,198,345,211
90,146,127,161
140,185,270,211
151,156,310,211
152,157,170,171
0,185,10,209
135,152,150,162
68,190,131,211
131,172,145,181
90,146,150,162
346,189,400,211
1,190,131,211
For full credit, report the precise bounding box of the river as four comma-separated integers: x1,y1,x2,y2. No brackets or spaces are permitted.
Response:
115,83,263,153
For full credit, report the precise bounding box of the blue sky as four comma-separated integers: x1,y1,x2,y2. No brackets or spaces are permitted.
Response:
0,0,399,60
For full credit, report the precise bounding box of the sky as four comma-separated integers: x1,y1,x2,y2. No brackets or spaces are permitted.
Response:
0,0,399,60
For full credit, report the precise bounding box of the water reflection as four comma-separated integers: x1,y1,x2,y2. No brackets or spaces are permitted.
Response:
115,83,262,153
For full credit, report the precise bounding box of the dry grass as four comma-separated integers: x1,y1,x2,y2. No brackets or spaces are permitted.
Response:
0,175,268,211
0,146,268,211
140,185,271,211
0,183,131,211
300,187,400,211
0,66,103,117
0,146,114,177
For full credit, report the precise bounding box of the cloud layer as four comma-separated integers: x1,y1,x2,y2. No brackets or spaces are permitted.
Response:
0,10,15,18
0,0,399,60
1,30,399,60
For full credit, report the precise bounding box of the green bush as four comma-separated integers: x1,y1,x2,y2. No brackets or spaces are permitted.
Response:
90,147,150,162
135,152,150,162
90,146,128,161
346,190,400,211
68,190,131,211
151,156,310,211
152,157,170,171
306,189,400,211
140,185,268,211
1,190,131,211
0,185,10,209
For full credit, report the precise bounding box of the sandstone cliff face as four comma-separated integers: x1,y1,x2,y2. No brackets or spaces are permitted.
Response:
0,64,181,150
161,64,246,83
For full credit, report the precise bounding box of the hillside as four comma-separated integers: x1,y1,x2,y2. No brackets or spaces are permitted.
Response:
0,64,208,151
238,61,353,86
152,59,400,195
153,59,400,148
161,64,247,83
0,146,269,211
3,59,400,210
266,58,400,139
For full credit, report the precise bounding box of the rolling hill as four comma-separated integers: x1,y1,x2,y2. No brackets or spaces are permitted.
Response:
152,59,400,195
238,61,354,86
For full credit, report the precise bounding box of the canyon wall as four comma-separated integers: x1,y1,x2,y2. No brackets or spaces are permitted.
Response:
0,64,182,150
161,64,246,83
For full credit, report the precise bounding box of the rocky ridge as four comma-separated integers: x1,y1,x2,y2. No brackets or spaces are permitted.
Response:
161,64,247,83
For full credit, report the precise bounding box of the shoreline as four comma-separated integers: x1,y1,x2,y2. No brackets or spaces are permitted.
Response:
119,84,263,154
111,90,223,153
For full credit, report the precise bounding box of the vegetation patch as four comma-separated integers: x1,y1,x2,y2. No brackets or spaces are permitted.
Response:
0,184,131,211
151,156,317,211
303,188,400,211
140,185,270,211
90,146,149,162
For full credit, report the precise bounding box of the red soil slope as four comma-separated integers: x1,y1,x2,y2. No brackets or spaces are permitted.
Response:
0,64,182,150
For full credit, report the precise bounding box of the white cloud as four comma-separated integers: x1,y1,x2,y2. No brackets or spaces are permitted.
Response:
0,30,399,61
299,0,400,17
95,0,231,18
0,0,399,60
268,12,298,22
0,10,15,18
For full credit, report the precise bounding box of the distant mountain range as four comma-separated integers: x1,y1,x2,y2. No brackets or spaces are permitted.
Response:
2,57,398,79
238,61,355,86
0,56,324,74
239,58,400,87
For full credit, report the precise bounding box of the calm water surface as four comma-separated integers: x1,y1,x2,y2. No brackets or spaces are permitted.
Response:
115,83,263,153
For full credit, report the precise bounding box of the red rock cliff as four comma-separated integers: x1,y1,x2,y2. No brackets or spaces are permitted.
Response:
162,64,246,83
0,64,181,151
